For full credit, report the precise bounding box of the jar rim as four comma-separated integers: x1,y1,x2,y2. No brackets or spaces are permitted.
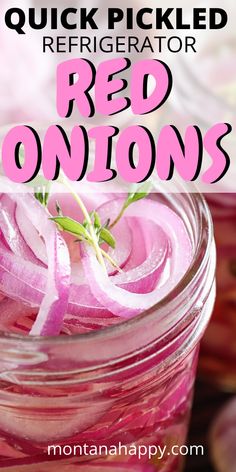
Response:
0,192,213,347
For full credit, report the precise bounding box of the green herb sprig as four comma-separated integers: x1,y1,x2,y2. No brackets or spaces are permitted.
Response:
109,183,152,229
34,186,50,207
35,177,151,273
50,207,119,271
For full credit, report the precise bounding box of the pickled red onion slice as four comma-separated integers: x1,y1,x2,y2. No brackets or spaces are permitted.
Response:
0,246,113,322
111,219,169,293
0,298,36,331
0,195,39,264
8,194,71,336
80,199,192,318
0,194,192,335
15,204,48,266
98,198,192,286
105,217,132,274
122,217,147,270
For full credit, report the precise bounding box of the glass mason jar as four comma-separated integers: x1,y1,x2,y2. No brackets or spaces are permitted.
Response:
0,192,215,472
166,0,236,390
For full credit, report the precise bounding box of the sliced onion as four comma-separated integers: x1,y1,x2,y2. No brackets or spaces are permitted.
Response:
15,204,48,265
80,199,192,318
112,219,169,294
0,246,113,323
0,298,36,331
105,217,132,274
121,217,147,271
0,193,192,335
9,194,71,336
98,198,192,288
0,243,45,306
0,195,39,264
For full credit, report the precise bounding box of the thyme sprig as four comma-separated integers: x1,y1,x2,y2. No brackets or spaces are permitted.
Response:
35,178,151,273
50,207,120,272
109,183,152,229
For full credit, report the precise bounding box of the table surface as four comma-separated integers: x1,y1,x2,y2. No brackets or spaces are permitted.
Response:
184,379,233,472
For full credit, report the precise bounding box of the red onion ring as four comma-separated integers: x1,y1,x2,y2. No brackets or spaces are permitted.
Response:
0,195,39,264
80,198,192,319
0,194,192,335
9,194,71,336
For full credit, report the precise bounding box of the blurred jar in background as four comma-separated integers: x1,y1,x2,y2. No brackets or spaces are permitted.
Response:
210,396,236,472
199,195,236,391
167,0,236,390
0,0,165,141
0,0,55,125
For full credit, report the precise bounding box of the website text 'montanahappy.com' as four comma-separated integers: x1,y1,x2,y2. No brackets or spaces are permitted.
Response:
47,442,205,461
